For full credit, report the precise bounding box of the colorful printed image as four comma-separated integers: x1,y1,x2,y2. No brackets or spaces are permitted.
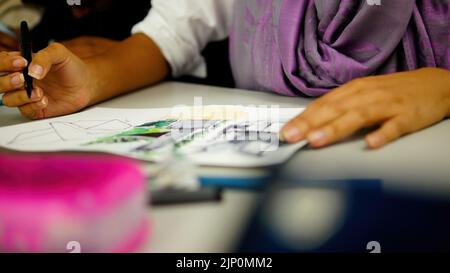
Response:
84,119,177,145
83,119,223,154
83,117,282,158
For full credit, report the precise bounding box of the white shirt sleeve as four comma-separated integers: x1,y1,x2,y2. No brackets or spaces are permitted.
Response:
132,0,235,78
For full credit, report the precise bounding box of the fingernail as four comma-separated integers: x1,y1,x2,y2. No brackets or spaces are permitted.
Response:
281,126,302,142
367,134,384,148
308,130,327,145
31,88,42,100
12,58,27,68
10,74,24,87
29,65,44,79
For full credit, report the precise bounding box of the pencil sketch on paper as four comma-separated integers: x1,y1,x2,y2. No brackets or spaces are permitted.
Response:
81,117,299,166
7,119,133,145
0,107,307,167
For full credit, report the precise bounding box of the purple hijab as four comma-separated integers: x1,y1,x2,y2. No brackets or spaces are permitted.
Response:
229,0,450,97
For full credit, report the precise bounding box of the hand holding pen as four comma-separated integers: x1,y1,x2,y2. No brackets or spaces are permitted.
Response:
0,21,93,119
0,21,40,107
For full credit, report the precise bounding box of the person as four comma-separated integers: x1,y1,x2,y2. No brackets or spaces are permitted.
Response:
0,0,449,149
0,0,233,85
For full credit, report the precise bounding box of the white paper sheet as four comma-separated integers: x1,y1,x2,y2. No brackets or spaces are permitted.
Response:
0,106,306,167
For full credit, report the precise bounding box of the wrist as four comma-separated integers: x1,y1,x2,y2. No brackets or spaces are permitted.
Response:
84,57,104,106
444,69,450,117
427,67,450,118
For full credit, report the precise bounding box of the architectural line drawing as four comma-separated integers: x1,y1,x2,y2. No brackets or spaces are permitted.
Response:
8,119,132,145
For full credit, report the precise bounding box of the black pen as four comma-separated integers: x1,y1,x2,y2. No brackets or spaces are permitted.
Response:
20,21,33,99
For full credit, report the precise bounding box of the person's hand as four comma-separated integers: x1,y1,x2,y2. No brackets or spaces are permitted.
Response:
0,32,19,52
280,68,450,149
62,36,119,58
0,43,93,119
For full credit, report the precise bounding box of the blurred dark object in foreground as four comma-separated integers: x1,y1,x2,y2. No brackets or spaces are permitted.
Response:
23,0,151,50
25,0,234,88
239,179,450,253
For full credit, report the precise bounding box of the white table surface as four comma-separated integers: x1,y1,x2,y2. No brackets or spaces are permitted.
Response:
1,81,449,252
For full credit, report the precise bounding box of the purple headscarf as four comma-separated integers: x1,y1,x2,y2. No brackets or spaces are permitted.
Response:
229,0,450,97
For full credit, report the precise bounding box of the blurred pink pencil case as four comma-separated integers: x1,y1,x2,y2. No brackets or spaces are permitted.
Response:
0,154,150,253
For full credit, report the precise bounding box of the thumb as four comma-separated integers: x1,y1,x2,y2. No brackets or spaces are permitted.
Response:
28,42,71,80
